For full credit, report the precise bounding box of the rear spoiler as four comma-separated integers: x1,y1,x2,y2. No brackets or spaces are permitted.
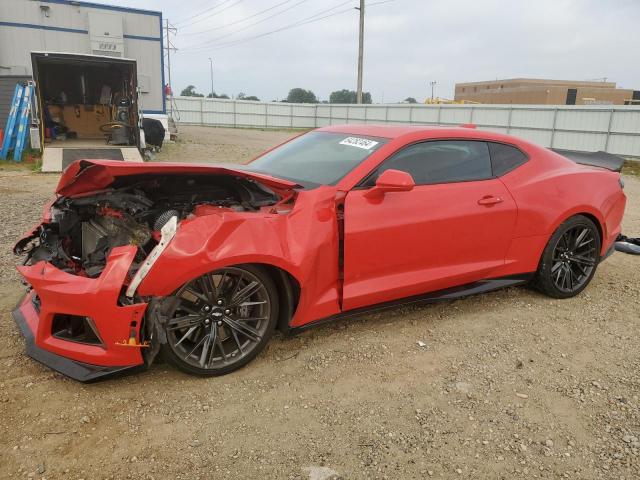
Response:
552,149,625,172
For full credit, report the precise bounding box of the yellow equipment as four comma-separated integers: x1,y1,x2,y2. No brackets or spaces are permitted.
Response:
424,97,480,105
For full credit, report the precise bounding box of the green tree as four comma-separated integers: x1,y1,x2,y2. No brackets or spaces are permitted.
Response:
237,92,260,101
181,85,204,97
286,88,318,103
403,97,418,103
329,89,372,104
329,89,353,103
207,92,230,99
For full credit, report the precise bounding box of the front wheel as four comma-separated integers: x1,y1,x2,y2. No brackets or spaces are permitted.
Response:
534,215,601,299
161,265,278,376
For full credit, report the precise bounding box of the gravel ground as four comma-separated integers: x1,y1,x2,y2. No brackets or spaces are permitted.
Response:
1,126,639,480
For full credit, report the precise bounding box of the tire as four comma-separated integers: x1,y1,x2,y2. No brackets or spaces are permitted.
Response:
534,215,601,299
161,265,279,377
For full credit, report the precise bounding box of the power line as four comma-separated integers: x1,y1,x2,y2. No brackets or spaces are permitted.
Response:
181,0,354,50
180,0,360,52
175,0,243,27
180,0,298,37
181,0,317,49
180,7,353,53
172,0,215,22
211,0,394,51
174,0,236,25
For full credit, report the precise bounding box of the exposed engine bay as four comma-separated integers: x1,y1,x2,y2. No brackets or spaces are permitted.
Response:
15,174,280,278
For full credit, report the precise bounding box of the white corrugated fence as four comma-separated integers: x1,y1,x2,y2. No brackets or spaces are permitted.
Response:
171,97,640,157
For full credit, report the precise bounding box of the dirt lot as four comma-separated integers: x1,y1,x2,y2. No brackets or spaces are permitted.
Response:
1,126,639,480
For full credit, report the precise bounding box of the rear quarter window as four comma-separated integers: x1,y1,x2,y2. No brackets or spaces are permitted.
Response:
489,142,528,177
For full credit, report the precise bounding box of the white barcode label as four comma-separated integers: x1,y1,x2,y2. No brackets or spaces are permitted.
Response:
339,137,379,150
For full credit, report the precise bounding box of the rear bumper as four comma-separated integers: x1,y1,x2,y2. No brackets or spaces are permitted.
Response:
13,245,148,382
601,242,616,262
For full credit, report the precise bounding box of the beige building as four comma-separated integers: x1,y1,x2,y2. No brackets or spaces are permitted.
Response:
454,78,640,105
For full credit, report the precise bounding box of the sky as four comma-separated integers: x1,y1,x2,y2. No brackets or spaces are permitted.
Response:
111,0,638,103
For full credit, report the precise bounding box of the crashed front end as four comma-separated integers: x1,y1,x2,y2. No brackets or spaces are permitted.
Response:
14,246,148,381
12,160,292,381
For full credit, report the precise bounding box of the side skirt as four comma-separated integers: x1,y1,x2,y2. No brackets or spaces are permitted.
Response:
285,273,534,335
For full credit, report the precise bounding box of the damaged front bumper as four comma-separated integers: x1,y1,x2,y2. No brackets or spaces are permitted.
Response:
12,245,148,382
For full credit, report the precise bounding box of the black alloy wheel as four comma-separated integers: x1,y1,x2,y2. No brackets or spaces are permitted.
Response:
162,265,278,376
535,215,601,299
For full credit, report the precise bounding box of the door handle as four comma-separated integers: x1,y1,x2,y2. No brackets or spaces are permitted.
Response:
477,195,504,206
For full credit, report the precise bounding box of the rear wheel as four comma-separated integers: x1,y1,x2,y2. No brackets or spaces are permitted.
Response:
534,215,601,298
162,265,278,376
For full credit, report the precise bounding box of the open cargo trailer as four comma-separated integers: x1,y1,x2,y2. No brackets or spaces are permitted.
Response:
31,52,144,172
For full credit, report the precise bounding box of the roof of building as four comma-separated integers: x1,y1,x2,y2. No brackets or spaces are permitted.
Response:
38,0,161,17
455,78,617,89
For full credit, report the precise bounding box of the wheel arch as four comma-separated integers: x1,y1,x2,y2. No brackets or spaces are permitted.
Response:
140,257,303,334
252,263,301,334
548,207,606,255
533,211,603,298
575,212,603,245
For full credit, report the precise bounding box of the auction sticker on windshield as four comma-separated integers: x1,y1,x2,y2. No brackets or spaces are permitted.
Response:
339,137,379,150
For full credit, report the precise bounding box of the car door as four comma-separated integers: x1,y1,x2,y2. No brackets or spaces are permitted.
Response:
342,140,518,311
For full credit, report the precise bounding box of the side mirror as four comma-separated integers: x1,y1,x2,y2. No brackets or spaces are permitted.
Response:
365,169,415,198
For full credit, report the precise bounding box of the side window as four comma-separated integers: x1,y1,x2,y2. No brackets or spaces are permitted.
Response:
488,142,528,177
367,140,492,186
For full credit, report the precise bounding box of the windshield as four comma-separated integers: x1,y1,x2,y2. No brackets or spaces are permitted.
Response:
247,131,388,186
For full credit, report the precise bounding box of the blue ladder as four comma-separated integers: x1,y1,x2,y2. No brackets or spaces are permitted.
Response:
12,83,34,161
0,83,25,160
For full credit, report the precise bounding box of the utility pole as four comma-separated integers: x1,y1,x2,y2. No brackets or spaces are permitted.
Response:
208,58,214,98
356,0,365,104
429,80,436,101
164,19,177,114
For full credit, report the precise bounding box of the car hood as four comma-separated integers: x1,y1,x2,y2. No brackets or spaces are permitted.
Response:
56,159,301,197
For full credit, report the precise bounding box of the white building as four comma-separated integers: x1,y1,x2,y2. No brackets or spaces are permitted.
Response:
0,0,165,122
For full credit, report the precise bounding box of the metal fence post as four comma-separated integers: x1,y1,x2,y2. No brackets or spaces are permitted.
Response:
506,107,513,134
409,105,414,124
315,104,319,128
437,105,442,125
604,107,615,152
233,100,237,128
469,106,474,123
549,107,559,148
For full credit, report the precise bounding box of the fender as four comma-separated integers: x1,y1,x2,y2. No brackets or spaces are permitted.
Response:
136,186,343,327
546,171,625,255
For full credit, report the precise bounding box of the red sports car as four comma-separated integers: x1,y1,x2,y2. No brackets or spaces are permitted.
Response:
13,125,627,381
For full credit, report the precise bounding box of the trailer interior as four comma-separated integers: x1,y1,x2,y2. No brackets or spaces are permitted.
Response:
31,52,143,171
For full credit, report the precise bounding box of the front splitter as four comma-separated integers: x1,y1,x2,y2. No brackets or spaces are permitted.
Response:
12,298,143,383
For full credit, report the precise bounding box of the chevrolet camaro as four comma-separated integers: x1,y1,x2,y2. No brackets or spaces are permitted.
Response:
12,125,627,381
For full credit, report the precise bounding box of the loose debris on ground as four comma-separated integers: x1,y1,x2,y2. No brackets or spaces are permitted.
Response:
1,127,639,479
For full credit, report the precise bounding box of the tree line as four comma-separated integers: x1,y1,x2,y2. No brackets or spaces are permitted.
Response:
180,85,259,101
179,85,421,104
